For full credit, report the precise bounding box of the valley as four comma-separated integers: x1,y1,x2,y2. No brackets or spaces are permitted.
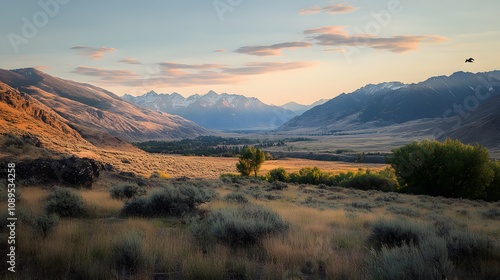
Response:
1,68,499,279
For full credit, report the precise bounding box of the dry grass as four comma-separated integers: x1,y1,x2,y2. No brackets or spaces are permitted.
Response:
259,158,387,175
4,170,500,279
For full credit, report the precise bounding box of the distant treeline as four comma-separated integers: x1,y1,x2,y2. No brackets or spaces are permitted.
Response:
134,136,313,157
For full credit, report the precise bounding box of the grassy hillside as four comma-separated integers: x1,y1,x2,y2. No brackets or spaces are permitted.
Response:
2,170,498,279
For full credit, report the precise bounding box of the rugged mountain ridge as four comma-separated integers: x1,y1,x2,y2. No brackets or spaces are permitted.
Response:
0,68,208,142
279,71,500,133
281,99,329,115
123,90,297,130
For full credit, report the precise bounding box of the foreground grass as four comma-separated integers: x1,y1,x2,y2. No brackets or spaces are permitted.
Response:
1,175,499,279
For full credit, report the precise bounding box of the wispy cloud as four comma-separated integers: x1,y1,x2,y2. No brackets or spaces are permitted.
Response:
34,65,50,71
300,3,357,15
70,46,116,60
72,66,138,80
223,62,315,75
214,49,225,53
118,58,141,64
158,62,226,70
235,42,312,56
304,26,447,53
72,61,316,88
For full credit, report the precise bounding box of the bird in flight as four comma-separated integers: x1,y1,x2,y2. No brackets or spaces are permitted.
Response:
465,58,474,63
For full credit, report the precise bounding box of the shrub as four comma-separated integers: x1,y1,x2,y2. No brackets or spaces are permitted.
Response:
192,204,289,247
224,192,248,204
110,183,146,200
375,194,403,203
368,220,430,250
121,197,149,217
45,187,86,218
348,202,375,211
111,231,146,275
386,205,420,217
479,208,500,220
445,231,496,264
33,214,59,238
369,237,454,280
340,173,396,192
267,168,288,182
388,139,494,199
267,181,288,191
121,185,216,217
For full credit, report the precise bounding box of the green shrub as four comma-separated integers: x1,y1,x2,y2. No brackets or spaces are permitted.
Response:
224,193,249,204
348,201,375,211
267,181,288,191
267,168,288,182
111,231,146,275
386,205,420,217
479,208,500,220
121,198,149,217
368,220,430,250
121,185,216,217
388,139,494,199
375,194,403,203
33,214,59,238
110,183,146,200
340,173,396,192
45,187,86,218
192,204,289,247
445,231,496,264
369,237,454,280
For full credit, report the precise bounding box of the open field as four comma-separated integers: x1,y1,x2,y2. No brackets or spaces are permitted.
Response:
2,171,499,279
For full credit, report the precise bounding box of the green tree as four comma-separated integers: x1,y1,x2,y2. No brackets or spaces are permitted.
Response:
267,168,288,182
484,160,500,201
236,146,265,177
387,139,494,199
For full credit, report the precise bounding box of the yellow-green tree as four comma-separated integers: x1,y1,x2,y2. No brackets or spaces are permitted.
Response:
236,146,265,177
388,139,494,199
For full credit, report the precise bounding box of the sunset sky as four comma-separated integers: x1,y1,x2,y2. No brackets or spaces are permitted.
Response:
1,0,499,105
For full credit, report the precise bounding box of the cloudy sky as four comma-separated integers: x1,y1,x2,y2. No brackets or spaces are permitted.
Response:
1,0,499,105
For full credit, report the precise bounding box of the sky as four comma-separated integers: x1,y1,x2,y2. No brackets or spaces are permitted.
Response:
1,0,499,105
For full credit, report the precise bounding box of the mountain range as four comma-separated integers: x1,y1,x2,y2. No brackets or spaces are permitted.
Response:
281,99,329,115
1,68,499,156
122,91,297,130
279,71,500,134
0,68,207,146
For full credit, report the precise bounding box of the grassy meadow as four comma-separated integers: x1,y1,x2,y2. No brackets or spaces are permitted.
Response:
1,167,499,279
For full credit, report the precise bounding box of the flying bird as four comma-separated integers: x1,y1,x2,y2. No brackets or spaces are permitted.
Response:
465,58,474,63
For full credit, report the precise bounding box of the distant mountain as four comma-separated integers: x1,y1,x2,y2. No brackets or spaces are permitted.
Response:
0,68,207,142
442,95,500,151
281,99,328,115
279,71,500,133
123,90,296,130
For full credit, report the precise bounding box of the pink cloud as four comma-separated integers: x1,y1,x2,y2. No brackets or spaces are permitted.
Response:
235,42,313,56
300,3,357,15
72,61,316,88
118,58,141,64
71,46,116,60
305,26,447,53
